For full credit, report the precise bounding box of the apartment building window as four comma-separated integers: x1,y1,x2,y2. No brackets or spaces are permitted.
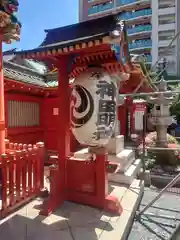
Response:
158,46,175,57
167,62,176,74
158,14,175,25
88,1,113,15
159,0,175,9
158,30,175,41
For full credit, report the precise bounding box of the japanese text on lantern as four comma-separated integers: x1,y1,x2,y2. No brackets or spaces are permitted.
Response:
93,79,116,140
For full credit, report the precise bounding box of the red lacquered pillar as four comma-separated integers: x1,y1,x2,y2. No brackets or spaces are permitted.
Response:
57,57,70,204
40,58,70,216
0,35,5,156
96,151,108,208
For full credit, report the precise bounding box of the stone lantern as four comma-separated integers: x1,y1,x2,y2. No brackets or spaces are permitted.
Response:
149,77,173,147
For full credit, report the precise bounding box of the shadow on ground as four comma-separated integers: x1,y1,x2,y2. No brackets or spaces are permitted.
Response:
128,187,180,240
0,199,116,240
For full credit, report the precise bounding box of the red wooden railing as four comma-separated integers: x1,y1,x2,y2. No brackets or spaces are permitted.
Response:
0,140,44,218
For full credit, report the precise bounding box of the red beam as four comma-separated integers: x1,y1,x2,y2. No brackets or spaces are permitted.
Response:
4,78,58,97
20,44,110,61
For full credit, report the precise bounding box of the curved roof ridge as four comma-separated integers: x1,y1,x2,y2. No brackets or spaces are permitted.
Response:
3,60,45,76
40,14,119,47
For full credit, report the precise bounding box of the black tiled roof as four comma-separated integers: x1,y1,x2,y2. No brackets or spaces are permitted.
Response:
12,13,123,87
3,61,48,87
41,14,120,47
16,14,121,55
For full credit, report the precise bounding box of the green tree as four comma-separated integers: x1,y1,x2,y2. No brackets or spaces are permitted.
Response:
170,90,180,123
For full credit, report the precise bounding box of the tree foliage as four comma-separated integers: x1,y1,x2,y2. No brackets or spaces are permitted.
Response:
170,86,180,123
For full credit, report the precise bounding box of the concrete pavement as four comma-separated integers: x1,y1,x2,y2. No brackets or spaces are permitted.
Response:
0,180,143,240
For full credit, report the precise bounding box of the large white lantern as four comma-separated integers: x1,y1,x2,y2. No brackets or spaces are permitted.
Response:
70,67,118,147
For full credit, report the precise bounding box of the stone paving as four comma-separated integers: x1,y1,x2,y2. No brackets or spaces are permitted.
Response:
0,197,133,240
128,187,180,240
0,178,142,240
2,185,179,239
0,199,106,240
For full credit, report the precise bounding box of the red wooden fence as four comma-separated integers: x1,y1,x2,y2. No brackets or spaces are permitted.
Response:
0,140,44,218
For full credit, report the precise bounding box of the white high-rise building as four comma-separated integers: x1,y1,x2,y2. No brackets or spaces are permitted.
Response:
79,0,180,75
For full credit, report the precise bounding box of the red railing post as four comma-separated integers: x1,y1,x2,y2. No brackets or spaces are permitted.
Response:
36,142,45,190
27,147,33,196
15,150,22,202
18,143,23,150
28,144,32,149
1,154,8,213
8,152,15,206
21,149,27,199
5,139,10,149
14,143,18,150
23,144,27,150
32,145,38,194
9,143,14,150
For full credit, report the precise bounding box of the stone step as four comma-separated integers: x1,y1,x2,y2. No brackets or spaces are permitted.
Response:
100,179,144,240
117,149,135,172
108,149,135,172
109,179,143,203
108,159,142,185
74,135,124,160
106,135,124,155
73,148,91,160
73,147,135,173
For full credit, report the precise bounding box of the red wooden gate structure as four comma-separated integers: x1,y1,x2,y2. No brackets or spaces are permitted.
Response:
0,140,44,218
14,14,155,215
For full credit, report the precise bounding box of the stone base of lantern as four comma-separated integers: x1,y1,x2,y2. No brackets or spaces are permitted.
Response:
73,135,142,185
106,135,124,155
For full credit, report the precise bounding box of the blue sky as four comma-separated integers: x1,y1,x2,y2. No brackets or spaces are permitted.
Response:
3,0,79,51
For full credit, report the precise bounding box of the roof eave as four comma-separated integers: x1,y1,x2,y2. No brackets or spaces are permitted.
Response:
15,32,111,57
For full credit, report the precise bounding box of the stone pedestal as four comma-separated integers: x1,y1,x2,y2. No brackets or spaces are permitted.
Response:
156,125,168,147
106,135,124,155
73,134,142,185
